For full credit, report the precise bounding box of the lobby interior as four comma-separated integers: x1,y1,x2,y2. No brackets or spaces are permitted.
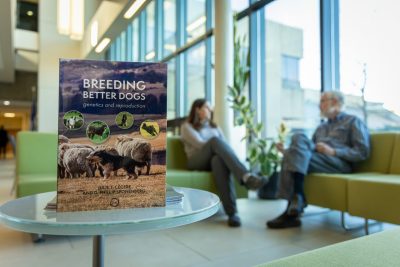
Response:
1,0,400,266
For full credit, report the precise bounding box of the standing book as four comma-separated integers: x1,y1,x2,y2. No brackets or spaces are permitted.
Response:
57,59,167,212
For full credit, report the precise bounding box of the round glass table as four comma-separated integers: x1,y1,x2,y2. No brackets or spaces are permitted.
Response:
0,187,220,267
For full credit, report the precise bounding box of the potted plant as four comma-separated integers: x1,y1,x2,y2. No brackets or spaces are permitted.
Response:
228,20,288,198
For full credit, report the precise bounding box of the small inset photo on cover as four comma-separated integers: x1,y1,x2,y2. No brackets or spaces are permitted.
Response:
140,120,160,139
115,111,134,129
86,121,110,144
63,110,84,130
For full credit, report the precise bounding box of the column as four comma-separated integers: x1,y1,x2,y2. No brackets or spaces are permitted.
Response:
214,0,233,142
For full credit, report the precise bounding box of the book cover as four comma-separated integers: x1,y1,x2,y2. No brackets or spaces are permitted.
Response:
57,59,167,212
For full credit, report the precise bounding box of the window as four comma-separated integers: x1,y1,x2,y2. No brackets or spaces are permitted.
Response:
145,1,156,61
163,0,176,57
131,19,139,61
232,0,249,13
120,31,127,61
264,0,321,137
281,55,300,89
339,0,400,131
187,0,206,42
186,42,206,113
167,59,176,119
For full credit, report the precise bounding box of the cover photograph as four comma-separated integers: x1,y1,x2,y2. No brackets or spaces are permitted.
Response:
57,59,167,212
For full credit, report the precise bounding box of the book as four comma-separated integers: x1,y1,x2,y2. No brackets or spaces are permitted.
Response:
57,59,167,212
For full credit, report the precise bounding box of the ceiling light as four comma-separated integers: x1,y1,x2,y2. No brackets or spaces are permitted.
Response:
4,113,15,118
145,51,155,60
57,0,71,35
95,38,111,53
27,11,34,16
57,0,84,40
3,101,10,106
186,16,206,32
91,21,98,47
124,0,147,19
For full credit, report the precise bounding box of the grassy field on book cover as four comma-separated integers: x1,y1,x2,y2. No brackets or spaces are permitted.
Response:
57,60,167,212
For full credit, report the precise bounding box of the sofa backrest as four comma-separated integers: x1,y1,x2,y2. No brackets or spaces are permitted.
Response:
354,132,397,173
17,131,57,175
389,134,400,174
166,136,188,170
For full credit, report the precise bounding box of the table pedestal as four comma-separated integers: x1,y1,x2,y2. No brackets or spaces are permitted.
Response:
93,235,104,267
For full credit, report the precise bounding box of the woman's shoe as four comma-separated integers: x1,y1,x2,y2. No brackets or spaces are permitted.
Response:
243,173,268,190
228,214,241,227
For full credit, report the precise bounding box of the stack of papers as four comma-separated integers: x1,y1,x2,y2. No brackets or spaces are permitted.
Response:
44,185,184,211
166,184,184,205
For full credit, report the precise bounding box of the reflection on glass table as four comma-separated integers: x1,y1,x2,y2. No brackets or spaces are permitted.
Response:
0,187,220,267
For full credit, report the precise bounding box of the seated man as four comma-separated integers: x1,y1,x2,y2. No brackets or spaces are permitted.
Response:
267,91,370,229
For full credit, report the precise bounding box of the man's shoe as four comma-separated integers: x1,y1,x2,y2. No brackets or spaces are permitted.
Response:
287,194,306,217
266,212,301,229
243,173,268,190
228,214,241,227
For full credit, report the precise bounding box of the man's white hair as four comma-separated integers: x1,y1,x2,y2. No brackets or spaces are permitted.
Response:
323,91,345,110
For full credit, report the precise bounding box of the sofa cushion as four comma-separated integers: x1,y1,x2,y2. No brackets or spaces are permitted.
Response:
17,174,56,197
17,132,58,175
167,170,216,191
348,174,400,224
353,132,396,173
305,172,380,211
305,173,349,211
389,134,400,174
259,228,400,267
167,170,247,198
166,136,188,170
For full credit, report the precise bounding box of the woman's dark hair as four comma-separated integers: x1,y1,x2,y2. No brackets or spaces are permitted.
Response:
187,98,217,130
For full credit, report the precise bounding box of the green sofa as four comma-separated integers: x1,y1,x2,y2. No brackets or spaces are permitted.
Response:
15,132,247,199
166,136,248,198
304,132,400,228
16,131,57,197
259,228,400,266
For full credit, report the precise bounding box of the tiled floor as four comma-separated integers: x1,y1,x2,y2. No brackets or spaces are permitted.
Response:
0,160,396,267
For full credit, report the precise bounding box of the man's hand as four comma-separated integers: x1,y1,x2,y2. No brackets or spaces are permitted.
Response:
275,142,285,153
315,142,336,156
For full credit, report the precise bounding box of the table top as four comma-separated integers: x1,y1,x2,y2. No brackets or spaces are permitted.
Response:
0,187,220,236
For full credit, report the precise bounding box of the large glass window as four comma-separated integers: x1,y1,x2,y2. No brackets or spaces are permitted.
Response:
163,0,176,57
145,1,156,61
120,30,127,61
167,59,176,119
339,0,400,131
186,42,206,113
115,35,122,61
131,18,139,61
187,0,206,42
264,0,321,137
232,0,249,13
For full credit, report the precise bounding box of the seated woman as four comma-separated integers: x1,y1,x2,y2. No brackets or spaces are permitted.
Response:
181,99,266,227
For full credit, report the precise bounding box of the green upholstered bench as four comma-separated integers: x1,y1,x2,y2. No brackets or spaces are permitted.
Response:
304,132,400,229
16,131,57,198
15,132,247,199
259,228,400,266
166,136,248,198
